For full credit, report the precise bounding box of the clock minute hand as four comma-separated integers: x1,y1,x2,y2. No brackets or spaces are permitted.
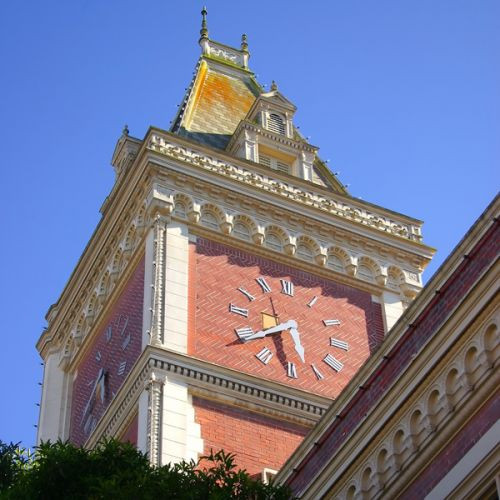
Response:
289,327,305,363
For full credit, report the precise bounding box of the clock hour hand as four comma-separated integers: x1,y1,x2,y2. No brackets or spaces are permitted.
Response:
244,320,297,341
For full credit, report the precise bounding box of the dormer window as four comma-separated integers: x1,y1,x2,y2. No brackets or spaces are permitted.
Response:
267,113,286,135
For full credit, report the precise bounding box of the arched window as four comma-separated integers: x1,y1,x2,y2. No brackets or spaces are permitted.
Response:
233,222,250,241
357,264,374,282
200,211,219,229
174,202,186,218
327,254,343,272
265,233,283,252
267,113,286,135
296,244,313,262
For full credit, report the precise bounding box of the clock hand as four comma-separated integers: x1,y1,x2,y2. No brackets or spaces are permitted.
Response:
289,327,305,363
269,296,278,318
244,320,297,341
81,368,104,423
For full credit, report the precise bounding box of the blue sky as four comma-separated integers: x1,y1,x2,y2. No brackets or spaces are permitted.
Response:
0,1,498,448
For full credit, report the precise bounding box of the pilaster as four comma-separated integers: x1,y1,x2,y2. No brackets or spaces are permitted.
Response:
161,377,203,465
37,351,70,444
146,370,164,466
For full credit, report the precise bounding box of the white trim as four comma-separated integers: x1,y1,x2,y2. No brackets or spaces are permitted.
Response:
142,229,154,349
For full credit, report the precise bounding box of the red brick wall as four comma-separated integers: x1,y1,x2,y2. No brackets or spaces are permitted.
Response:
403,393,499,497
193,397,308,477
69,257,144,445
285,219,499,494
191,239,384,399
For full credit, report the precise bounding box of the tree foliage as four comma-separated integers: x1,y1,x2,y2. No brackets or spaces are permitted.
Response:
0,439,291,499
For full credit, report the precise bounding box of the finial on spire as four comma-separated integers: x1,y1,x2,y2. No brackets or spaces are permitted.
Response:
241,33,248,52
270,80,278,91
200,6,209,41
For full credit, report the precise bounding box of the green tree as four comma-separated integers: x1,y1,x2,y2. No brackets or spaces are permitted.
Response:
0,439,291,499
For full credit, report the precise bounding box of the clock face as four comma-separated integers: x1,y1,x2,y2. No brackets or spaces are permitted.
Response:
78,314,132,438
192,239,384,399
67,257,144,445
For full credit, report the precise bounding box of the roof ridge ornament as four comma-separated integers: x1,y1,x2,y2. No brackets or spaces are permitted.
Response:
199,6,209,41
199,6,210,55
271,80,278,91
241,33,248,53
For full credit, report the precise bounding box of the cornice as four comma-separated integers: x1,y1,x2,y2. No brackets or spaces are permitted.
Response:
226,119,318,155
148,128,426,228
86,346,331,448
146,129,433,256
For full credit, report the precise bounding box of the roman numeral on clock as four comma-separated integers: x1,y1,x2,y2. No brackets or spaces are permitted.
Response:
117,361,127,376
229,304,249,317
255,347,273,364
311,364,324,380
235,327,254,342
280,279,294,296
307,296,318,308
287,362,298,378
323,319,341,326
238,287,255,301
121,333,131,350
323,353,344,372
105,326,112,342
256,277,271,293
330,338,349,351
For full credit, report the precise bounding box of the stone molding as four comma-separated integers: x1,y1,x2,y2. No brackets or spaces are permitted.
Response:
86,346,330,449
146,369,164,466
148,132,424,244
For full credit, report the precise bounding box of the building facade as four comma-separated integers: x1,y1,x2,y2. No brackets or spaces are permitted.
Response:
36,13,436,479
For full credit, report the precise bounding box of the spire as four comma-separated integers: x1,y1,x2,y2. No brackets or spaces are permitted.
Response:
199,6,208,41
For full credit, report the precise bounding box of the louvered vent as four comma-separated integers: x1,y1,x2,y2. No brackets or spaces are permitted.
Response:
268,113,286,135
259,155,271,167
259,154,291,174
276,161,290,174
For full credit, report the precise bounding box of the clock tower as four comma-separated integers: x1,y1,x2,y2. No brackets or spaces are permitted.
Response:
36,10,434,476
